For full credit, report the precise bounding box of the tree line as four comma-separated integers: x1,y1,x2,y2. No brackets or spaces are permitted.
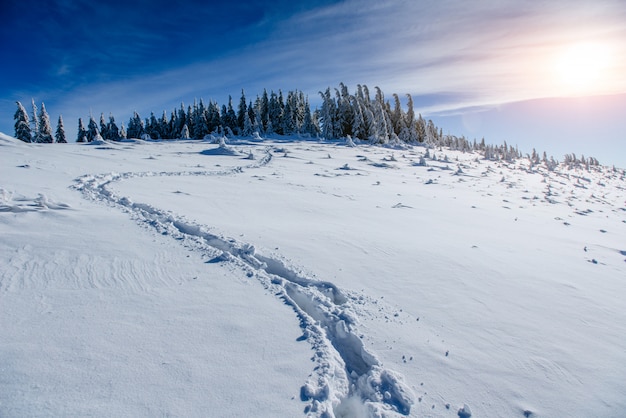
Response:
11,83,602,169
13,99,67,143
13,84,443,144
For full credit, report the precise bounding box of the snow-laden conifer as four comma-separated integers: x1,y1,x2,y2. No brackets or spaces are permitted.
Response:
108,114,120,141
119,122,127,139
180,123,190,139
77,118,87,142
55,115,67,143
31,98,40,141
14,101,31,142
99,113,109,140
38,103,54,143
127,111,144,139
87,115,99,142
237,89,247,134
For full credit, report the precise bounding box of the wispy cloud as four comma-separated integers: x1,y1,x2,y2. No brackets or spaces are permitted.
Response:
2,0,626,139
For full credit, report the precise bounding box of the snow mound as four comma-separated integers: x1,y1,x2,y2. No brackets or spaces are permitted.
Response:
0,189,71,212
200,138,242,156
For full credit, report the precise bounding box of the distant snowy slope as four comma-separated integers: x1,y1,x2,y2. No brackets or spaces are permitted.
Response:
1,137,625,418
0,132,22,146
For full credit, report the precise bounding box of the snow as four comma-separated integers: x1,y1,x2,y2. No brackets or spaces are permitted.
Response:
1,133,625,417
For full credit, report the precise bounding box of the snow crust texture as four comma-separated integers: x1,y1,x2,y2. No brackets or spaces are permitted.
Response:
1,134,625,417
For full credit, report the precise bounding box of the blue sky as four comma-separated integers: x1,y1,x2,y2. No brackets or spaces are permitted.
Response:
2,0,626,166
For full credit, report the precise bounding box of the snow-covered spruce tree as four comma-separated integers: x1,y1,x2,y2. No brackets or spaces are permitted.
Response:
76,118,87,142
86,115,99,142
336,83,354,137
119,122,127,139
14,101,32,142
369,100,391,144
55,115,67,143
242,112,254,136
220,104,229,135
159,111,170,139
403,94,418,142
350,96,367,140
99,113,109,140
253,101,263,134
237,89,247,134
206,101,221,134
319,87,337,139
416,114,426,143
107,114,120,141
193,99,208,139
36,103,54,143
172,103,185,137
222,96,237,134
390,93,404,135
268,91,282,134
302,97,318,136
282,95,294,135
127,111,144,139
260,89,269,131
30,98,40,142
146,112,159,139
180,123,190,139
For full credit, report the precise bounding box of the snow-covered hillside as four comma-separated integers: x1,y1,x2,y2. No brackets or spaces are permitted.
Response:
1,132,625,417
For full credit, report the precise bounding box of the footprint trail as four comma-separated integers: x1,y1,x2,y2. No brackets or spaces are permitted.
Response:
72,148,414,417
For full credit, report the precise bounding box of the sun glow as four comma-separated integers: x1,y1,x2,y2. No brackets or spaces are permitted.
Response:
553,42,613,95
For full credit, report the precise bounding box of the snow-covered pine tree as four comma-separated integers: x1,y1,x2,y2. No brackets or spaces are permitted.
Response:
169,110,177,138
350,96,367,140
237,89,247,134
369,100,390,144
319,87,337,139
86,115,99,142
401,94,418,143
336,83,354,137
193,99,208,138
55,115,67,143
282,95,294,135
242,112,254,136
180,123,190,139
374,86,385,106
220,104,229,134
107,114,120,141
77,118,87,142
159,111,169,139
127,111,144,139
119,122,127,139
268,91,282,134
247,100,257,130
205,101,219,134
185,105,194,137
297,92,306,132
260,89,269,132
14,101,31,142
362,84,371,103
301,97,318,136
225,96,237,133
416,114,426,143
30,98,40,142
99,113,109,140
173,103,185,137
38,103,54,143
146,112,159,139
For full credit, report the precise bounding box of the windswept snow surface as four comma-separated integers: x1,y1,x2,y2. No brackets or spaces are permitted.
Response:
1,133,625,417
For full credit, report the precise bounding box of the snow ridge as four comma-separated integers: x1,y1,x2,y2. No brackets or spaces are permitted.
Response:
72,147,414,417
